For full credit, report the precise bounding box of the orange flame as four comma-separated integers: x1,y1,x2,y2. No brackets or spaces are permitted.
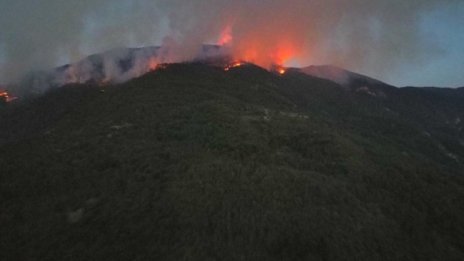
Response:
227,42,295,74
147,58,169,72
224,61,244,71
148,58,159,71
218,20,307,70
218,25,233,46
277,68,286,75
0,90,17,103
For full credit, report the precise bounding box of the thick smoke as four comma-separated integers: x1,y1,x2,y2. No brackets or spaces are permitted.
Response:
0,0,461,87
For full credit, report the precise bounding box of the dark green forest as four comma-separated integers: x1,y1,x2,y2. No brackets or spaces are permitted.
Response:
1,63,464,260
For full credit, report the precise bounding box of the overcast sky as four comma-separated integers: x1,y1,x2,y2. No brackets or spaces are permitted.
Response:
0,0,463,87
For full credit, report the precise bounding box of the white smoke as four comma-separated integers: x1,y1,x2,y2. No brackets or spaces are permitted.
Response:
0,0,462,88
18,43,230,94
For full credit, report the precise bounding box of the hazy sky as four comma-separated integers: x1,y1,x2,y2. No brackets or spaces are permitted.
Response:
0,0,463,87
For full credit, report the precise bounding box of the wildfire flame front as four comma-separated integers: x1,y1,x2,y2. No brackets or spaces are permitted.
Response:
0,90,17,103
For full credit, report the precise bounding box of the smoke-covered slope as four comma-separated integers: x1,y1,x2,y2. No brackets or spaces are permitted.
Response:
16,45,228,97
1,63,464,260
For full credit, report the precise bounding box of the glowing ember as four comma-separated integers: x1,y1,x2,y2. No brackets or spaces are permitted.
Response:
148,58,159,71
224,61,245,71
271,65,287,75
148,61,168,72
0,90,17,103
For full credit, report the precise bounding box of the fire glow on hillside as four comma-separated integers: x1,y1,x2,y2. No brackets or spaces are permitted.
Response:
277,67,287,75
148,61,169,73
19,23,298,90
217,24,297,73
224,61,244,71
3,1,463,91
0,90,16,103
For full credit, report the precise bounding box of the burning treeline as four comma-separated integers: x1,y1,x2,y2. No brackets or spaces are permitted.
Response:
9,1,313,91
0,90,16,103
216,23,301,70
1,0,460,89
6,0,458,93
23,39,290,93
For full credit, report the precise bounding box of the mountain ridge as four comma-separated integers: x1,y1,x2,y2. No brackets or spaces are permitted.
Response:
1,62,464,260
9,46,462,99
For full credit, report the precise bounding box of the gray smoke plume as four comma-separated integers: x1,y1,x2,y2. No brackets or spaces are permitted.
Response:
0,0,462,88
